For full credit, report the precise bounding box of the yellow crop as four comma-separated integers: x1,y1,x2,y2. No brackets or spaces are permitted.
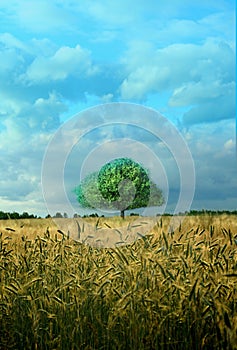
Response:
0,214,236,349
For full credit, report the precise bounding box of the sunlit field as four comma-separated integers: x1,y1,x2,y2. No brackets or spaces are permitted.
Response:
0,215,236,349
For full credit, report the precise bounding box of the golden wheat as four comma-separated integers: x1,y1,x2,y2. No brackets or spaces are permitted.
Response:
0,215,236,349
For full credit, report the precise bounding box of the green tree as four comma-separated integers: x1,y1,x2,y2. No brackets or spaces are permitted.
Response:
54,212,63,218
74,157,164,219
74,171,107,209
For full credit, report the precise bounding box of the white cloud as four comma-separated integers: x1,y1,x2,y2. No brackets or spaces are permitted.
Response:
120,38,235,124
0,33,118,106
148,11,235,46
184,119,235,152
0,92,66,161
224,139,235,151
182,120,237,207
0,32,27,51
100,93,114,103
170,81,235,107
25,45,98,83
0,110,60,213
121,38,235,97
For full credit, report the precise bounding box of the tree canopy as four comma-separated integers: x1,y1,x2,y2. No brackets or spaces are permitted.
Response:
74,157,164,218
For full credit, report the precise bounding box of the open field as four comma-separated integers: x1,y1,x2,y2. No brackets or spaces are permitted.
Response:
0,215,237,349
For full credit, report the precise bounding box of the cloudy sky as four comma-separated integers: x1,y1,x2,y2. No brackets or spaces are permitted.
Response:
0,0,236,217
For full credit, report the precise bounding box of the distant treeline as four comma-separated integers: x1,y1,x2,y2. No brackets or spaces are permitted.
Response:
180,209,237,216
0,211,37,220
161,210,237,216
49,210,237,218
0,209,236,220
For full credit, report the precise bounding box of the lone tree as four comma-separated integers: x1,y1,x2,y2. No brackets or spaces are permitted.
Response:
74,157,164,219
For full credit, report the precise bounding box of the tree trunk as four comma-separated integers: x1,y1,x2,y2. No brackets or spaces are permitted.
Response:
120,209,125,219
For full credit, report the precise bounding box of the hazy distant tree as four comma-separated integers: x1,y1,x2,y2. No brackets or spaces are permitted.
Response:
54,212,63,218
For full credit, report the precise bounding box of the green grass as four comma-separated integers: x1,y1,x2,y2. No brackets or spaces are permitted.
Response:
0,217,236,349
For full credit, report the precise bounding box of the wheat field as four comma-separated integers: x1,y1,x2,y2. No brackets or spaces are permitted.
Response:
0,215,236,349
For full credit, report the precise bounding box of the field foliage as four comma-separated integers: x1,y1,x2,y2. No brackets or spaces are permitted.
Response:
0,215,236,349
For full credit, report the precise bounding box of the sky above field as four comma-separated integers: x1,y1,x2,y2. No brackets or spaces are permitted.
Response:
0,0,236,217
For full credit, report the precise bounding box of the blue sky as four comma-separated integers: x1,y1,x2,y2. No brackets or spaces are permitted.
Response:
0,0,236,217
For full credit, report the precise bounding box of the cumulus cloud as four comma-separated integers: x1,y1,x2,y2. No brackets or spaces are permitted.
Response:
182,120,237,208
0,33,120,111
120,38,235,125
0,89,67,209
1,93,65,143
121,39,235,96
25,45,98,83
